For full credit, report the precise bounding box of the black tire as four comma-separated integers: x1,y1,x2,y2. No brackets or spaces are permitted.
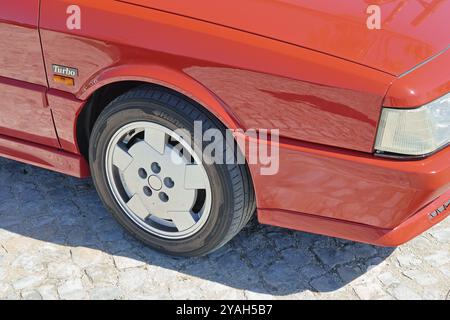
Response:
89,86,255,257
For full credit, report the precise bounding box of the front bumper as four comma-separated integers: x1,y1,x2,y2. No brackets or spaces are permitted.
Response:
259,188,450,246
253,141,450,246
379,189,450,245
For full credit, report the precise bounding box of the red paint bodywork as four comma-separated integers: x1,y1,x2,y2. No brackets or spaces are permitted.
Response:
0,0,449,246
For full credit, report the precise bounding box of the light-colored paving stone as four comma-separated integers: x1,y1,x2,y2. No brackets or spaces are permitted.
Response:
0,157,450,300
57,278,87,300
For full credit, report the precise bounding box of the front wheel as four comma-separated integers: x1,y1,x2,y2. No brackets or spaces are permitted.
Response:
89,86,255,257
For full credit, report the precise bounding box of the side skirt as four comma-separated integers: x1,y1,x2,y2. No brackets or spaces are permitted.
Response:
0,133,90,178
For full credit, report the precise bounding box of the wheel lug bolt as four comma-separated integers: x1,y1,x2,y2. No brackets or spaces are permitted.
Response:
164,177,174,188
143,186,152,197
159,192,169,203
138,168,147,179
151,162,161,174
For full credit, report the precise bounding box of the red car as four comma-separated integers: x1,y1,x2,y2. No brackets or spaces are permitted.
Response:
1,1,449,257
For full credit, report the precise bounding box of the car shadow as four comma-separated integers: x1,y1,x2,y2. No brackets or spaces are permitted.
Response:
0,158,395,296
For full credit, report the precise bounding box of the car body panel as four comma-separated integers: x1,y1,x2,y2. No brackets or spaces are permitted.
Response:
384,46,450,107
0,0,448,247
0,133,89,178
40,0,393,153
119,0,450,76
0,0,59,148
259,188,450,247
245,134,450,230
0,0,47,85
47,88,85,154
0,77,59,147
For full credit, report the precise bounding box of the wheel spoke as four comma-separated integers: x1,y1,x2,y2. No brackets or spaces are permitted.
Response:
169,211,196,231
113,144,133,171
126,194,149,220
144,128,166,154
184,164,206,189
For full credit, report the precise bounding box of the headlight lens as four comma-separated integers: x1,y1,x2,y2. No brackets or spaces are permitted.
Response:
375,93,450,156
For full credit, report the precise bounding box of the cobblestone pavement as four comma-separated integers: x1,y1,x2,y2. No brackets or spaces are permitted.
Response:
0,157,449,300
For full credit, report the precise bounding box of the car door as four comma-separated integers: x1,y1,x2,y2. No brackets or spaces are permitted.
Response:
0,0,59,147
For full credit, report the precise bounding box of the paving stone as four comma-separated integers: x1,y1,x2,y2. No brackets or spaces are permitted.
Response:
428,228,450,243
57,278,87,300
283,290,317,300
402,270,438,286
0,229,17,243
89,286,122,300
279,248,312,267
337,265,363,283
396,254,422,268
66,227,99,246
245,245,279,268
85,264,118,285
391,284,422,300
346,243,378,259
113,254,147,270
195,280,247,300
12,274,45,290
351,275,390,300
300,263,327,279
423,288,446,300
262,261,306,293
37,285,59,300
127,288,171,300
37,244,71,263
48,262,82,280
21,289,43,300
310,274,342,292
352,284,384,300
378,272,401,287
440,266,450,278
0,283,15,299
118,267,148,292
0,215,22,228
168,280,206,299
312,247,356,269
424,251,450,267
244,291,275,300
71,247,109,268
266,231,297,250
0,157,449,300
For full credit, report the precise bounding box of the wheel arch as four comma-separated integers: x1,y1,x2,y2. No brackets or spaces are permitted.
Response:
75,64,243,160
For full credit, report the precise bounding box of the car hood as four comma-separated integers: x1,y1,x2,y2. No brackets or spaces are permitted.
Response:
120,0,450,76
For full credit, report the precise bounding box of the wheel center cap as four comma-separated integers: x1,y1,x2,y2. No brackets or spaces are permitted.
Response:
148,175,162,191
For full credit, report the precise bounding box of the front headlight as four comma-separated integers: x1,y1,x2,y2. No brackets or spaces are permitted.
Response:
375,93,450,156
